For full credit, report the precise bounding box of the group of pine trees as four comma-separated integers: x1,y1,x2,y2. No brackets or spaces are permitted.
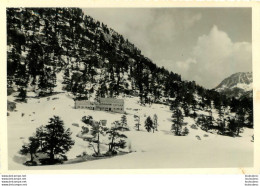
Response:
169,90,253,137
170,103,189,136
20,114,130,166
81,115,128,156
6,8,181,102
20,116,74,165
144,114,159,133
80,113,160,156
195,109,245,137
7,8,60,99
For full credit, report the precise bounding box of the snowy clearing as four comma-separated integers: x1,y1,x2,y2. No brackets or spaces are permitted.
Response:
7,93,253,170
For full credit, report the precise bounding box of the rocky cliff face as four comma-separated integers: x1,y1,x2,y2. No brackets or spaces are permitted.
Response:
215,72,252,98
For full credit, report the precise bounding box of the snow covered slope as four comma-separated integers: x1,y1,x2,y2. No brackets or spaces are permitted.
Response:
215,72,252,98
8,93,253,170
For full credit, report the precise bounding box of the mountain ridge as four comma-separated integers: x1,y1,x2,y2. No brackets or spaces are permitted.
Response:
215,72,252,98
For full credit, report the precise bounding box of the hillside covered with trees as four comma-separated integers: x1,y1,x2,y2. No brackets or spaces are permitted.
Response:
7,8,253,137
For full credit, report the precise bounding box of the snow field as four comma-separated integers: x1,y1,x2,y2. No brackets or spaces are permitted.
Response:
7,93,253,169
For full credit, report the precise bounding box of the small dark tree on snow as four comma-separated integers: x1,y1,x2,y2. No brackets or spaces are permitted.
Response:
39,116,75,163
236,108,245,136
216,118,225,135
228,117,237,136
106,123,128,155
121,114,128,130
171,108,185,136
82,115,93,125
145,116,153,132
153,114,158,132
20,136,40,164
182,127,189,136
18,87,27,101
134,115,141,131
216,106,225,134
217,105,230,135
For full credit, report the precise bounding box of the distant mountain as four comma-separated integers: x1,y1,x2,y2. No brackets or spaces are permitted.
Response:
215,72,253,98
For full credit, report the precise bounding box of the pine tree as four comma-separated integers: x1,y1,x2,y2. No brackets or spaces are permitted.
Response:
63,68,72,91
37,66,56,96
171,108,184,136
27,43,44,88
206,108,214,130
35,125,45,150
7,48,19,85
19,136,40,164
236,108,245,136
14,62,29,90
18,87,27,101
216,105,225,134
106,123,127,155
228,117,237,136
88,121,107,156
144,116,153,132
153,114,158,132
47,69,57,93
182,127,189,136
134,115,141,131
121,114,128,130
82,115,93,125
39,116,74,164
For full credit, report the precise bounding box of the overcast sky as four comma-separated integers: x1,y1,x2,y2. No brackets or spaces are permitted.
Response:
83,8,252,89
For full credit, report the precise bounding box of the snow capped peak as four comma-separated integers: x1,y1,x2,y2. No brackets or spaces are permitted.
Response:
215,72,252,98
216,72,252,89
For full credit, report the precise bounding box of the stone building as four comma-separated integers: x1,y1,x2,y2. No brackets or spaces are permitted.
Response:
75,98,124,113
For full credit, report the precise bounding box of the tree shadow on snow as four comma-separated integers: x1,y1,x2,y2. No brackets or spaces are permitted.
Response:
161,130,174,136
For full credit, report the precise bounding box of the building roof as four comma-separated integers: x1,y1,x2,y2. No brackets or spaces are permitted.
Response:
75,100,92,104
99,98,124,104
75,98,124,104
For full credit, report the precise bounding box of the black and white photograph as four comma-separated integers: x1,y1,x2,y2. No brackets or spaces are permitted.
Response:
6,7,253,170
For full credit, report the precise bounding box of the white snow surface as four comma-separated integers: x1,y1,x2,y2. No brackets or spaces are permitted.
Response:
235,83,252,92
7,94,253,170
